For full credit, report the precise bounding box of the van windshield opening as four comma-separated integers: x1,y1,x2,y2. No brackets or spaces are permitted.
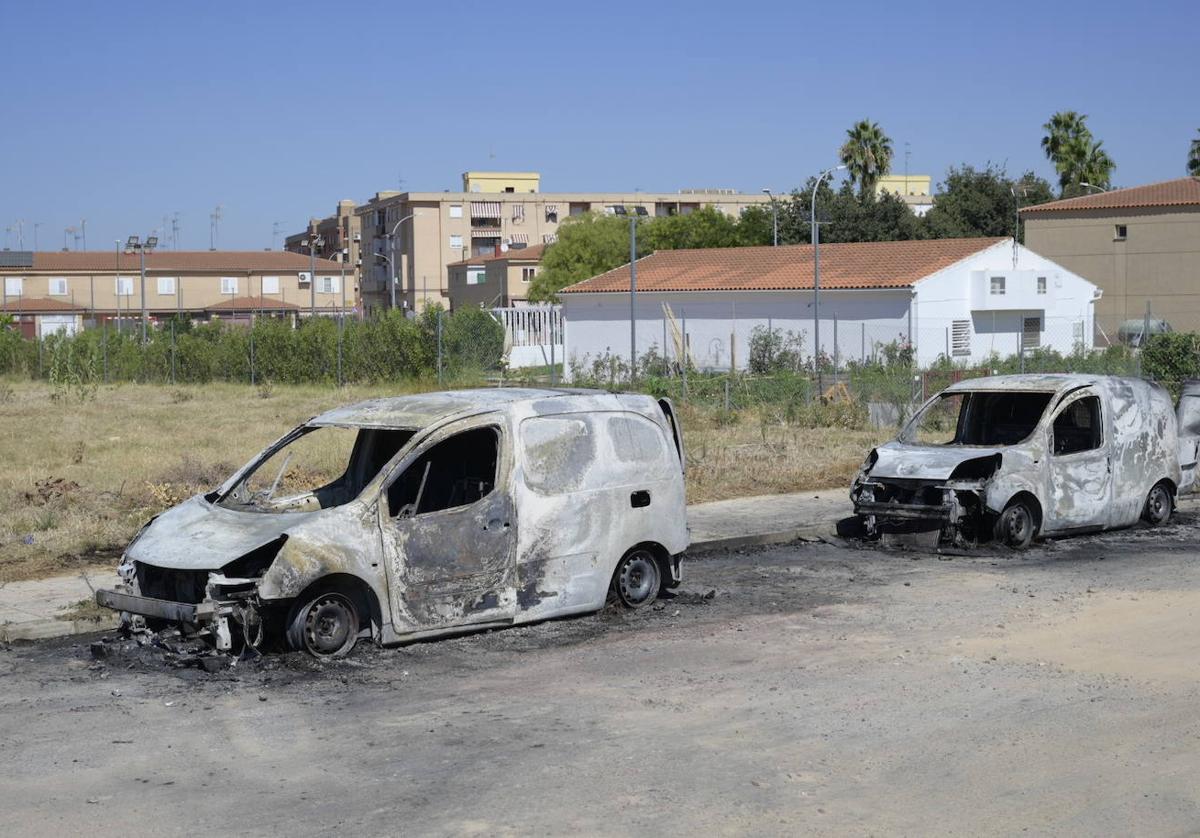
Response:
220,426,415,513
901,391,1053,447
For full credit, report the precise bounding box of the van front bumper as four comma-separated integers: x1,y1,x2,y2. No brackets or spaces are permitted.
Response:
95,589,217,624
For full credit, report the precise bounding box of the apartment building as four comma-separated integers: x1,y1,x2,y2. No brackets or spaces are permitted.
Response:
1021,177,1200,332
0,250,349,337
283,198,362,287
447,243,545,309
354,171,771,313
875,174,934,216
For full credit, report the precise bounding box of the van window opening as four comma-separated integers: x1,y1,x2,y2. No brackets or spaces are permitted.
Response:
220,426,414,513
1052,396,1103,455
389,427,499,517
903,391,1053,447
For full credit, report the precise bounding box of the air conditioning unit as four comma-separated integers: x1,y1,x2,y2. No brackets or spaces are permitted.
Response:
352,233,361,242
298,271,312,287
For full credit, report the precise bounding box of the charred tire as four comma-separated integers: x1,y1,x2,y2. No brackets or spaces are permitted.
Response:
994,498,1037,549
608,548,662,610
286,591,360,658
1142,482,1173,526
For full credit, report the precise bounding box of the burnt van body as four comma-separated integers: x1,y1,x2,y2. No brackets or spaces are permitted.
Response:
851,375,1190,548
97,389,688,656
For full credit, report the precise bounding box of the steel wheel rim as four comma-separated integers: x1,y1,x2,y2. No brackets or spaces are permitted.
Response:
619,553,658,605
1148,486,1170,523
304,595,355,656
1005,506,1030,543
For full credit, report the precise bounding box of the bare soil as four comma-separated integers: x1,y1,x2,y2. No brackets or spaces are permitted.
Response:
3,518,1200,835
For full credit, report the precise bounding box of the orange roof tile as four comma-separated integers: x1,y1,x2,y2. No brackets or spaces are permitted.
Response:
1020,177,1200,214
0,297,85,313
206,296,301,311
3,251,345,273
448,243,546,268
559,237,1008,294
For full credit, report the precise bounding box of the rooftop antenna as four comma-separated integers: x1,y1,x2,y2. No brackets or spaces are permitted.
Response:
171,213,180,250
271,221,282,250
63,226,75,251
79,219,86,250
209,205,223,251
33,222,41,252
4,226,11,249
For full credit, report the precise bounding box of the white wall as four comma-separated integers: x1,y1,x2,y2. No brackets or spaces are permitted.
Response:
562,288,912,375
912,241,1098,365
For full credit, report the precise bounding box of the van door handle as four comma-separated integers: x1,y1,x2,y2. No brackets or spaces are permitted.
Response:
631,490,651,508
483,519,511,531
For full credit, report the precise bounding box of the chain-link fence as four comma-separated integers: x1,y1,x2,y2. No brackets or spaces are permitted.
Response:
0,307,506,390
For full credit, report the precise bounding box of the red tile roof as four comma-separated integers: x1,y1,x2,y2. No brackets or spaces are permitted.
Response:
1020,177,1200,214
0,297,85,313
4,251,345,273
206,296,301,312
448,243,546,268
559,237,1008,294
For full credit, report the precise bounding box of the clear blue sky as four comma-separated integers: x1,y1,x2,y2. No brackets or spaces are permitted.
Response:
2,0,1197,251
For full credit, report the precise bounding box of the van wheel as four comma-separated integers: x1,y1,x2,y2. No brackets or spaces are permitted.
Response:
994,499,1036,549
608,548,662,610
286,591,359,658
1142,482,1173,526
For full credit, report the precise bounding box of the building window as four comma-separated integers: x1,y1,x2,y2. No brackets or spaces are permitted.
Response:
1022,316,1042,351
1037,276,1047,295
1115,224,1128,240
449,204,463,219
449,234,463,249
512,204,525,222
318,276,339,294
467,268,485,286
606,205,628,216
543,233,558,244
5,277,23,296
545,205,558,222
261,276,280,295
632,205,648,216
48,277,68,296
157,277,176,295
951,320,971,357
115,276,134,296
522,268,537,283
990,276,1006,295
220,277,238,295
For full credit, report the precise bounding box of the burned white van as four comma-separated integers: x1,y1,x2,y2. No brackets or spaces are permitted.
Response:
96,389,688,657
851,375,1187,548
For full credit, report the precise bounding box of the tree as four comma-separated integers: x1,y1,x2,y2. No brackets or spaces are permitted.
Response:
1188,130,1200,176
734,205,776,246
839,120,893,197
639,206,742,251
772,178,922,245
526,213,640,303
923,164,1054,241
1041,110,1115,195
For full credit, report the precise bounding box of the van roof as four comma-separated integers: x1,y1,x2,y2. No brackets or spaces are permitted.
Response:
942,373,1117,394
309,387,606,429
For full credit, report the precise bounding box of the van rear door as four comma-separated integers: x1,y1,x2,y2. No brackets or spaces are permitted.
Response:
1177,381,1200,492
658,398,685,473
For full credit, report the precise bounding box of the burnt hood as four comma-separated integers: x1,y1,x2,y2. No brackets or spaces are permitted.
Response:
866,442,1006,481
125,495,320,571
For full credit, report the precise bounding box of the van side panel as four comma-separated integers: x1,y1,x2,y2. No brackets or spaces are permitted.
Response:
510,396,688,623
1106,379,1181,528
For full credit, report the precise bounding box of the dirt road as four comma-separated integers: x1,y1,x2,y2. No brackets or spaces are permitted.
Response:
3,519,1199,836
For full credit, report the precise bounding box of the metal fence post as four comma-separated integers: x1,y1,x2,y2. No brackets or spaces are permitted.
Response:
681,310,688,402
102,320,108,382
337,312,344,387
861,322,866,363
250,325,256,386
549,311,557,386
37,335,43,379
170,320,176,384
833,314,839,375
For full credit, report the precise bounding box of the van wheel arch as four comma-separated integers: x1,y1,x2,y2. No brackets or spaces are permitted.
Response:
1142,479,1175,526
282,573,382,654
607,542,671,609
992,492,1042,548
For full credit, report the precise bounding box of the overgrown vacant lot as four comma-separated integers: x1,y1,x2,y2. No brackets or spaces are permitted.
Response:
0,381,890,581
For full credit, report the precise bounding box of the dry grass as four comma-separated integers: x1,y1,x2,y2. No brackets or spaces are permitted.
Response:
0,381,893,582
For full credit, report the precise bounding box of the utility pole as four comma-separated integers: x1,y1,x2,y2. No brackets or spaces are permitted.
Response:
125,234,159,343
629,216,638,380
304,234,324,318
80,219,87,251
210,205,223,250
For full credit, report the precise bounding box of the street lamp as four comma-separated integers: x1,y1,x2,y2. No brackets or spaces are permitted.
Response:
387,213,417,309
124,234,158,343
762,188,778,246
811,164,847,393
629,216,639,380
301,234,325,318
1079,182,1108,194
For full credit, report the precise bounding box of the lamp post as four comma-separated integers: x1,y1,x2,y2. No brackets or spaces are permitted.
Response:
762,188,778,246
124,234,158,343
811,165,846,393
301,234,324,318
629,216,638,380
387,212,416,310
1079,182,1108,194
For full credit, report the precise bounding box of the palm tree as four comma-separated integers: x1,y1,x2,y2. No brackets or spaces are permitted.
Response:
1041,111,1103,194
839,120,893,197
1188,130,1200,177
1077,140,1115,191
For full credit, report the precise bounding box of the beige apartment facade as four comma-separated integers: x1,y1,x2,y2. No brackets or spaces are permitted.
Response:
354,172,771,314
284,198,362,288
1021,177,1200,333
447,244,545,310
0,251,350,337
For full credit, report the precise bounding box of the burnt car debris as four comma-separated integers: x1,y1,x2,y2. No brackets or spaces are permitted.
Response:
851,374,1197,548
96,388,688,658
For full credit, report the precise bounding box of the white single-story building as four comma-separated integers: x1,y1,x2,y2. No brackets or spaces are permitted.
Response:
559,237,1101,372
